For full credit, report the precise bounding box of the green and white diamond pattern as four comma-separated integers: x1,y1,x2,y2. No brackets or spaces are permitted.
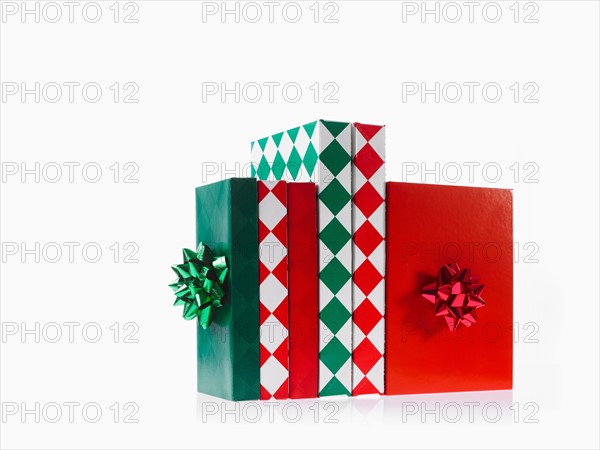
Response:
251,120,353,396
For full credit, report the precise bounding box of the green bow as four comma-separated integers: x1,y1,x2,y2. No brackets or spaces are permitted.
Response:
169,242,228,329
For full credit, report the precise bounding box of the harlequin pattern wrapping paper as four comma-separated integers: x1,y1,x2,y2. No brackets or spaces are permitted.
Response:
351,123,386,395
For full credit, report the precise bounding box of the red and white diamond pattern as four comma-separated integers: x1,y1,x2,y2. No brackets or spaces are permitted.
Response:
351,124,386,395
258,180,289,399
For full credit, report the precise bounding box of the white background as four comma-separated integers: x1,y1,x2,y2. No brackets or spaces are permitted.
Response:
1,1,599,448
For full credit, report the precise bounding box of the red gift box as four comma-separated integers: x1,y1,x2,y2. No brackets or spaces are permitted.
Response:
287,183,319,399
385,182,513,394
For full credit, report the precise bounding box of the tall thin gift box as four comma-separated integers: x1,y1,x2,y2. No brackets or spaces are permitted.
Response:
351,123,386,396
287,182,319,399
251,120,353,396
257,180,289,399
385,182,513,394
195,178,260,401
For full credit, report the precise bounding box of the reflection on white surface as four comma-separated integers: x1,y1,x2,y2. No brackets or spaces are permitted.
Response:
384,389,515,424
196,390,515,425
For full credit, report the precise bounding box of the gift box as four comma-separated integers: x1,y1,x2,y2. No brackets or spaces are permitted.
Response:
257,180,289,399
351,123,386,396
195,178,260,401
385,182,513,394
251,120,353,396
287,182,319,399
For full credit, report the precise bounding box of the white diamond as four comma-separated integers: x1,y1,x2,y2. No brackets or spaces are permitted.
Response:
259,192,285,229
261,355,288,395
260,274,287,312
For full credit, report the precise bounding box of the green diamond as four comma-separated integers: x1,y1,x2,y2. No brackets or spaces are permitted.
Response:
257,137,269,151
319,257,351,294
287,146,302,180
320,297,351,335
303,121,318,138
321,120,348,138
319,218,351,255
319,376,350,396
272,132,284,147
320,140,350,176
319,336,351,374
287,126,300,143
272,151,286,180
319,179,351,216
303,142,318,178
256,155,271,180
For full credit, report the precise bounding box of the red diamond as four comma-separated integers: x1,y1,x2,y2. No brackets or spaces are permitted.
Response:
353,338,382,375
259,302,271,325
271,217,287,245
354,260,383,296
258,220,270,243
353,183,383,218
271,258,288,288
353,221,383,257
259,343,271,366
272,340,289,370
273,379,288,399
259,260,270,284
352,376,379,395
353,300,383,335
258,181,269,203
272,297,288,329
271,181,287,206
355,123,383,142
353,143,384,180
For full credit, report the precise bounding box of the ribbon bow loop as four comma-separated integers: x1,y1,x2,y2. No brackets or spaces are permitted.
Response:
422,263,486,331
169,242,228,329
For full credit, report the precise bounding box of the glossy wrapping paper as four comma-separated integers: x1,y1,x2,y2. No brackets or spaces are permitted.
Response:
195,178,260,401
287,182,319,399
385,182,513,395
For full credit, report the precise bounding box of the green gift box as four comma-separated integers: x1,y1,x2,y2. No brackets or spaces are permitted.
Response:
195,178,260,401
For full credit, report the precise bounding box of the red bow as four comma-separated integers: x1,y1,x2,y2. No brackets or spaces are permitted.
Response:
422,263,486,331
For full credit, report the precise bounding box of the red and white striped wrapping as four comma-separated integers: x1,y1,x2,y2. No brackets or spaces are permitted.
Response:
351,124,386,395
258,180,289,399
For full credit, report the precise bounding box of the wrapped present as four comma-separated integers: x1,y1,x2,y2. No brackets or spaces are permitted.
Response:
193,178,260,401
257,180,289,399
287,182,319,399
351,123,386,396
251,120,353,396
385,182,513,394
